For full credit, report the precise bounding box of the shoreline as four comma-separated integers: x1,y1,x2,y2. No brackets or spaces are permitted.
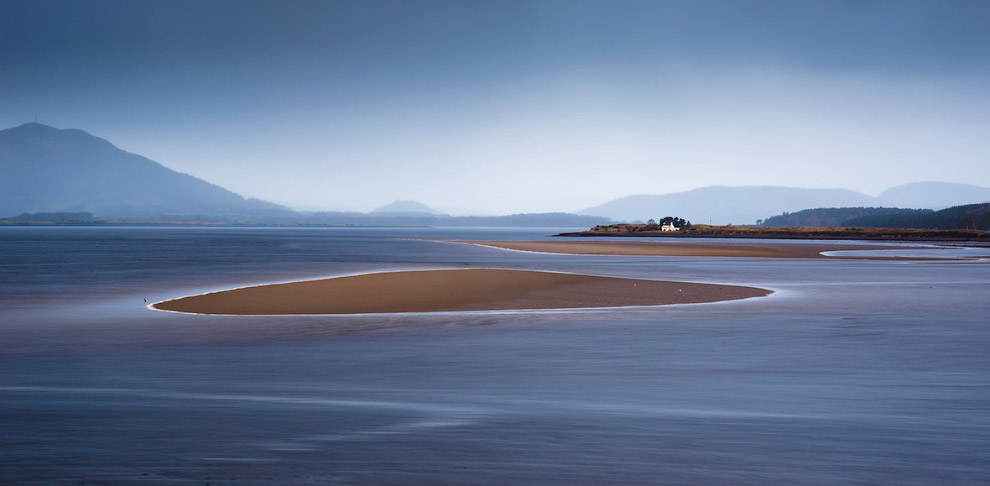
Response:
453,240,990,261
151,269,772,316
556,226,990,243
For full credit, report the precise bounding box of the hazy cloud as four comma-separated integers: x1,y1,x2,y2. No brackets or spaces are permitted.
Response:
2,0,987,212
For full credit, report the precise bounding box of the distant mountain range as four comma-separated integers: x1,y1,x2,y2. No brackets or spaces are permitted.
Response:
0,123,606,227
874,182,990,209
0,123,292,219
579,183,990,224
371,200,444,216
5,122,989,228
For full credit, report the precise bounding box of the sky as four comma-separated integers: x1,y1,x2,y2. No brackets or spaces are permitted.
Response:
1,0,988,214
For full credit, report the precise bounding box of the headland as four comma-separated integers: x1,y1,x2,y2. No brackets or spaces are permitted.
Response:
557,223,989,243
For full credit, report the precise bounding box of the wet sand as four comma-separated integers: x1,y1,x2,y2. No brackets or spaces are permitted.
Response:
460,240,939,260
152,269,771,315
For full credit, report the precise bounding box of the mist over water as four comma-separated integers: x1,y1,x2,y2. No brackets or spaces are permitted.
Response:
2,227,990,484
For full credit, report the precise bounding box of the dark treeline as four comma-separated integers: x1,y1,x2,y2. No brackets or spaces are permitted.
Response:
1,212,98,223
844,203,990,230
761,207,930,227
761,203,990,230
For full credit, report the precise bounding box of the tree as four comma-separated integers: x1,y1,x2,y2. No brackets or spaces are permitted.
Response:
659,216,687,228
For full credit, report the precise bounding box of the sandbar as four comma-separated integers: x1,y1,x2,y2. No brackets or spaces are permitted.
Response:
151,269,771,315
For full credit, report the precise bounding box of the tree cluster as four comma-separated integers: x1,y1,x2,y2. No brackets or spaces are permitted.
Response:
645,216,690,228
660,216,689,228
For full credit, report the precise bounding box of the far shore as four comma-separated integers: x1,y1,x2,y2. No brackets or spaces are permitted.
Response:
151,269,771,315
557,223,989,242
457,240,973,261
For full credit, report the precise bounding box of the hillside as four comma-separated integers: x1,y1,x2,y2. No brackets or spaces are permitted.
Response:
760,203,990,231
844,203,990,230
0,123,291,219
761,207,932,227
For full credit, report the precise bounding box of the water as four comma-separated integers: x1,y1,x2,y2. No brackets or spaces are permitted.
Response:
2,227,989,484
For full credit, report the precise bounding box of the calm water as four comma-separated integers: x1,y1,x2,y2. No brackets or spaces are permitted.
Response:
2,227,989,485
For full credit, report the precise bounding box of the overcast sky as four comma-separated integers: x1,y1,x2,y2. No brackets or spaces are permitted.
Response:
2,0,988,214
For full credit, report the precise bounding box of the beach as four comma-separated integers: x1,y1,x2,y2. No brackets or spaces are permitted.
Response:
150,239,960,316
152,268,771,315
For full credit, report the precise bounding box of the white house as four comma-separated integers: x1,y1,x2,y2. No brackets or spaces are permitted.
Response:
661,222,679,232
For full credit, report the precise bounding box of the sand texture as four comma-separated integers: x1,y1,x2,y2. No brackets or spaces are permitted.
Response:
152,269,771,315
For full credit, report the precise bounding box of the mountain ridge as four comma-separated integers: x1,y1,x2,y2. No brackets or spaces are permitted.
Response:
579,183,990,224
0,123,607,227
6,123,988,226
0,123,291,218
371,200,444,215
578,186,876,225
875,182,990,209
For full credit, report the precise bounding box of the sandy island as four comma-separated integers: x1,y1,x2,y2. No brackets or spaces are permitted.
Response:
458,240,944,260
151,269,771,315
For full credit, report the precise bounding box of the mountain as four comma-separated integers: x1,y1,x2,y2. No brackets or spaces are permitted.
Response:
0,123,291,219
371,200,444,216
579,186,876,225
875,182,990,209
580,182,990,225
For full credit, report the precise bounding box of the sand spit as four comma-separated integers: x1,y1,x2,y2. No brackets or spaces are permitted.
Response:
151,269,771,315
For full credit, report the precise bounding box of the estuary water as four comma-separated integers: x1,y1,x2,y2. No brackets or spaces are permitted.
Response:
2,226,989,485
